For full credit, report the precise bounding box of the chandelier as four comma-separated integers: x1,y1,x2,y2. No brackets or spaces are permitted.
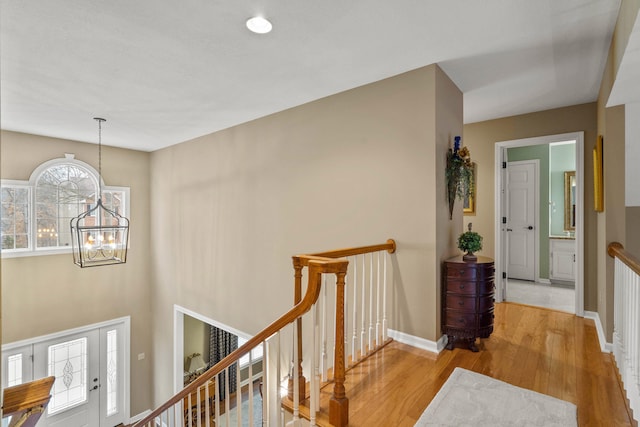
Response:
70,118,129,267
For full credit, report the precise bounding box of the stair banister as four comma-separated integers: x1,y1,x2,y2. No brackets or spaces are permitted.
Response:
608,241,640,423
291,239,396,426
131,258,347,427
130,239,396,427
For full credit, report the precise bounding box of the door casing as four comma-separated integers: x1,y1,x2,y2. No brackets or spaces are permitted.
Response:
494,132,584,316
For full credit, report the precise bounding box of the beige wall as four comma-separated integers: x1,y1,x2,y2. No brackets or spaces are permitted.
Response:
150,64,462,404
463,103,598,310
0,130,153,414
626,207,640,257
595,2,631,340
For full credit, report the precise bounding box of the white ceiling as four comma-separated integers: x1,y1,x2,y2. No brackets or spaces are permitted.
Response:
0,0,622,152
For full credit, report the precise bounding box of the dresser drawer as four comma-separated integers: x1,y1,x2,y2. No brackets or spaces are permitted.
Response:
444,311,477,329
446,264,495,280
446,295,476,311
445,280,477,295
446,266,477,280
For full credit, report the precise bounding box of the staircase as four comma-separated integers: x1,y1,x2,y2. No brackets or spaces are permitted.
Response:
128,239,395,427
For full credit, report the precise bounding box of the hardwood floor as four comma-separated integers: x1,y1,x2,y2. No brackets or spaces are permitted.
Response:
313,302,634,426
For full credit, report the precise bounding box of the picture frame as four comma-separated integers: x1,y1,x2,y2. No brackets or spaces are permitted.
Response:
463,162,476,215
593,135,604,212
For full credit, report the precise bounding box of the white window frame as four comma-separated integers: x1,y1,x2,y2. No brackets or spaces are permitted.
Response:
1,180,32,254
1,156,130,259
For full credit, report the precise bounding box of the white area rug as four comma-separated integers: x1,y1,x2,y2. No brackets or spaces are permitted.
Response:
415,368,577,426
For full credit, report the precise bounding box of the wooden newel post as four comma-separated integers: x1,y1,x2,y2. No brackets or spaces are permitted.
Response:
330,270,349,427
289,258,306,402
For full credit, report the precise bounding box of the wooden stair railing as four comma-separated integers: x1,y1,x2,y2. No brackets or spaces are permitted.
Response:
2,376,55,427
291,239,396,426
608,242,640,423
129,258,348,427
128,239,396,427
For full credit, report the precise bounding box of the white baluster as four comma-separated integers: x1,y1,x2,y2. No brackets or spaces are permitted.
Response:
310,297,318,426
262,340,268,427
205,379,211,427
382,250,388,342
248,350,254,427
213,375,220,426
276,332,282,427
369,252,374,353
224,367,232,427
376,251,381,348
285,317,301,427
187,388,193,426
331,273,337,378
321,274,328,381
361,253,366,358
345,257,350,365
352,255,359,361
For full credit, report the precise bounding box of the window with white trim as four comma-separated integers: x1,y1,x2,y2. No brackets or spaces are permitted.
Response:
1,184,30,251
0,156,130,257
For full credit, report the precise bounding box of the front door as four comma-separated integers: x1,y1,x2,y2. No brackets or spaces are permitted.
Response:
34,330,100,427
506,161,537,281
2,320,127,427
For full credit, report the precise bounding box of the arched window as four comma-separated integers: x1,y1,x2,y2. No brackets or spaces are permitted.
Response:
1,155,129,257
35,163,98,249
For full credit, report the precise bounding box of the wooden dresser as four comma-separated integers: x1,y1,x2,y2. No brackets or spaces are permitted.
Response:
442,255,495,352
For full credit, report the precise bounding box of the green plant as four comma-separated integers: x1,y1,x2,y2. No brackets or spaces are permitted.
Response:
457,230,482,254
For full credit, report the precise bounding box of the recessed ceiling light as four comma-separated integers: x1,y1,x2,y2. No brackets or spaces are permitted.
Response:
246,16,272,34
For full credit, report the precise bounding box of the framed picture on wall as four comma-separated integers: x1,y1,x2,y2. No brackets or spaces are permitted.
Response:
463,162,476,215
593,135,604,212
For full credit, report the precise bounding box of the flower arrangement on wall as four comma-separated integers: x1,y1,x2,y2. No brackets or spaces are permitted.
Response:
446,136,474,220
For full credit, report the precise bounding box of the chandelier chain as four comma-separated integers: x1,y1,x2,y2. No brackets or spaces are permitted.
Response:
94,117,105,200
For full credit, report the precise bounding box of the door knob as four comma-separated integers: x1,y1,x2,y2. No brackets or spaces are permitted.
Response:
527,226,534,230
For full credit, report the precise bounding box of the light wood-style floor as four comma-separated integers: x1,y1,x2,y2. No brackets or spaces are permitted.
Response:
315,302,634,426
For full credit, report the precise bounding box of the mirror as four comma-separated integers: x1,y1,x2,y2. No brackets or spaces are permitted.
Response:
564,171,576,231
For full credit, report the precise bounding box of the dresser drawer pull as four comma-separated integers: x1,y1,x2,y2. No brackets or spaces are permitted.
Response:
459,284,465,290
459,269,466,275
458,318,465,323
458,300,465,306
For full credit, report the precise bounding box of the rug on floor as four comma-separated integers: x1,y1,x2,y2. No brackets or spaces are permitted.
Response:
415,367,577,427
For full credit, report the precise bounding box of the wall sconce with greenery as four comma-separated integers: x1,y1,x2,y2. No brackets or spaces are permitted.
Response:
446,136,474,220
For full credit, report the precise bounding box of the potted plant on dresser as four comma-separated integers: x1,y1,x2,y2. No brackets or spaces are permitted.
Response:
457,223,483,261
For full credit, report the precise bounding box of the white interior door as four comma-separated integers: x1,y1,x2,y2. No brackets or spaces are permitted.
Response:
506,161,537,281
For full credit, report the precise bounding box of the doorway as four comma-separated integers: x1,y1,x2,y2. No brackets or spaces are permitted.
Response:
494,132,584,316
173,305,262,394
1,318,130,427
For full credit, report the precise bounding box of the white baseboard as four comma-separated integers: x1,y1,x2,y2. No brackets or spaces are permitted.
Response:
584,311,613,353
388,329,446,354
